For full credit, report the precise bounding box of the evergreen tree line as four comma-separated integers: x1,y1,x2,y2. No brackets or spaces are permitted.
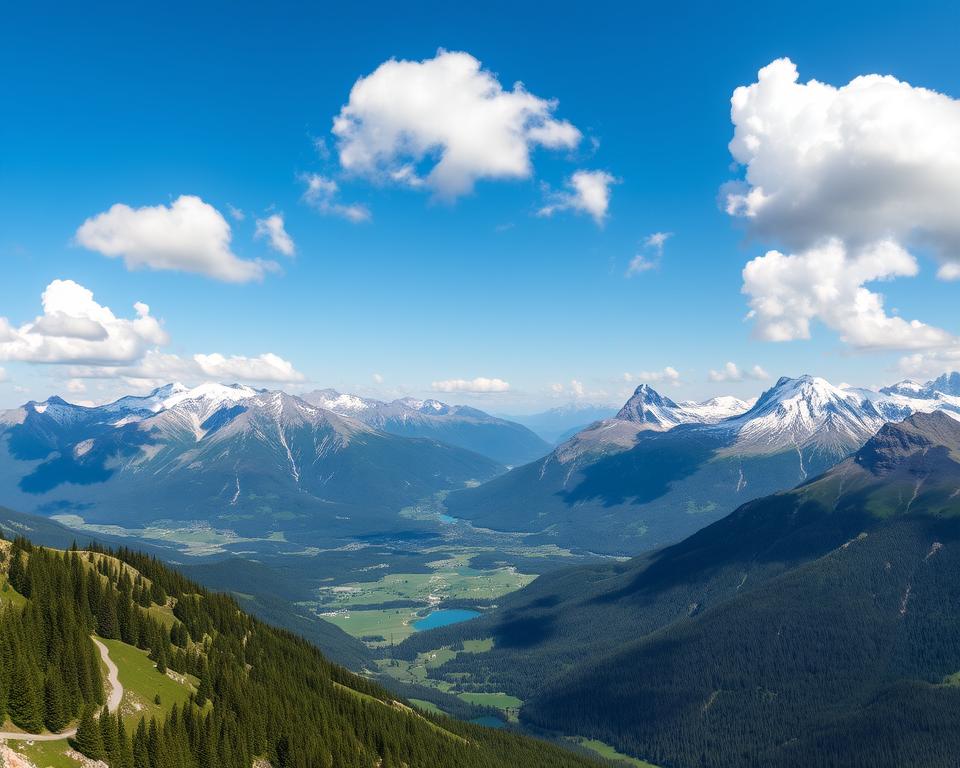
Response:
3,534,600,768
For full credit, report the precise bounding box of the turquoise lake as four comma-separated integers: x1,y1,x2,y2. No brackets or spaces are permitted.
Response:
412,608,480,631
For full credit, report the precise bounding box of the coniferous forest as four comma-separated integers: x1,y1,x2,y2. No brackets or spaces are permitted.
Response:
0,533,600,768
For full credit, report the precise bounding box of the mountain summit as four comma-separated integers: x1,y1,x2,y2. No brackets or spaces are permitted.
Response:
615,384,750,429
722,374,885,455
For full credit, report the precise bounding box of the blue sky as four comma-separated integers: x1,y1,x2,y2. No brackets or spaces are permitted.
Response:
2,1,960,411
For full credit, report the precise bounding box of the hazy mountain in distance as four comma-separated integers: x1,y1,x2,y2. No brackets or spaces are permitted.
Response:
300,389,550,465
506,403,619,444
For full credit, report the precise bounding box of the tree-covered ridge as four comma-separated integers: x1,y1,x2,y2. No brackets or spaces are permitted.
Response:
401,412,960,767
0,534,600,768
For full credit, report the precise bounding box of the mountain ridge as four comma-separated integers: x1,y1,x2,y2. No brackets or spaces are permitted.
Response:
300,388,551,465
445,373,960,554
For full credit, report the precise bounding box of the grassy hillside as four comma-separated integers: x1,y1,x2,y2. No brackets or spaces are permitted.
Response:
0,531,601,768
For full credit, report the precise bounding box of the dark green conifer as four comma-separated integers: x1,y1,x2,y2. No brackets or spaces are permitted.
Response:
74,705,104,760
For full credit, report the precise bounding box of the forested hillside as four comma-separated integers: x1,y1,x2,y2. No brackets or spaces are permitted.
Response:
401,412,960,767
0,533,600,768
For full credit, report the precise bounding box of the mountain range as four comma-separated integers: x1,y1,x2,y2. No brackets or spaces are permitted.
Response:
400,410,960,767
0,382,504,540
2,373,959,557
301,388,550,465
445,374,960,553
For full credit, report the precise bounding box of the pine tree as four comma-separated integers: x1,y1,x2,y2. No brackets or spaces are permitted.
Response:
97,588,119,639
118,714,135,768
74,705,104,760
7,548,25,595
133,716,151,768
8,661,44,733
100,708,120,764
43,667,68,732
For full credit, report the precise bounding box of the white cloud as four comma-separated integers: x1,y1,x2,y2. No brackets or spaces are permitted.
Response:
538,170,616,225
372,373,384,384
226,204,246,222
626,232,672,277
70,350,304,386
622,366,681,385
76,195,273,282
300,173,371,222
0,279,168,364
708,362,770,383
66,378,86,393
726,58,960,269
431,377,510,393
742,238,955,349
2,280,304,387
194,352,304,382
332,50,581,199
899,347,960,379
726,58,960,352
254,214,296,256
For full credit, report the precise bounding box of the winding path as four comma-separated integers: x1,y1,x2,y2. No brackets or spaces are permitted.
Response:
0,637,123,741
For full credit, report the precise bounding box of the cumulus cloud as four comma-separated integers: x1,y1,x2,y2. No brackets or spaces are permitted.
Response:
726,58,960,349
70,350,304,386
254,214,296,256
626,231,672,277
2,280,304,386
431,377,510,393
0,279,168,365
300,173,371,222
727,58,960,267
742,238,954,349
898,347,960,379
194,352,303,381
538,170,616,225
332,50,581,199
622,366,681,385
708,362,770,383
76,195,273,282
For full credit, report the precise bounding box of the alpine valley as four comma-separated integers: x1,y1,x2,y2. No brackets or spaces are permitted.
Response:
3,373,960,767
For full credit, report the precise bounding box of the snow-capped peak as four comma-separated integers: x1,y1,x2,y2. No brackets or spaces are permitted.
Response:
678,396,753,423
930,372,960,397
723,375,884,454
160,382,258,411
398,397,450,414
102,382,191,414
615,385,749,429
615,384,684,426
308,389,373,413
